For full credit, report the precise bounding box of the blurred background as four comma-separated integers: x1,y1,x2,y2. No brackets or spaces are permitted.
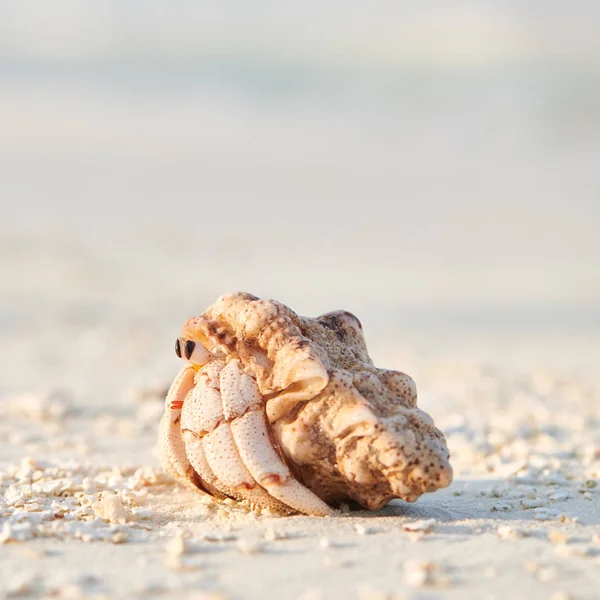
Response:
1,1,599,403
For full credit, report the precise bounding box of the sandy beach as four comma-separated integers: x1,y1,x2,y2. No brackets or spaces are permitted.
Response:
1,320,599,599
2,3,600,598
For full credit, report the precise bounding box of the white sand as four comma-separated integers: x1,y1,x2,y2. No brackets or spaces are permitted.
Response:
1,17,599,595
2,345,599,600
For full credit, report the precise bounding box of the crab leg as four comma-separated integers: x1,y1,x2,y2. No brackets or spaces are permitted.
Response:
181,361,292,513
159,364,207,491
180,363,228,499
220,359,335,516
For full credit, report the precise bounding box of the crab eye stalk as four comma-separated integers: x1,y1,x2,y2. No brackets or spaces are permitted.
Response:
176,337,212,366
184,339,195,360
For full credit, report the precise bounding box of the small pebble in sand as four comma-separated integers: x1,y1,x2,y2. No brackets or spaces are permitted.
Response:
524,561,541,574
92,493,128,524
582,446,600,464
554,544,592,558
548,529,569,544
497,525,528,540
549,491,571,502
485,485,504,498
164,543,193,571
533,507,560,521
353,524,374,535
165,529,189,557
131,507,152,520
263,528,286,541
236,538,263,555
402,519,436,533
402,559,449,588
1,523,19,544
559,513,579,524
6,573,36,596
111,531,128,544
520,498,546,509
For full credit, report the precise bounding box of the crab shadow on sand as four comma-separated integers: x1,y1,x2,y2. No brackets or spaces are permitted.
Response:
149,477,598,532
347,478,599,527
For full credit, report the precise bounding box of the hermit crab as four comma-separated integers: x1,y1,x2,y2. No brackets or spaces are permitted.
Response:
159,293,452,516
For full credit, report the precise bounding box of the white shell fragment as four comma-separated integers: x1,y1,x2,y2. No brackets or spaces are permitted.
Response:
0,457,165,547
402,519,437,533
159,292,452,515
403,558,450,587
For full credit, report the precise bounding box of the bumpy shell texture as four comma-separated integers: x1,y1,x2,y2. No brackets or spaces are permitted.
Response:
180,292,452,511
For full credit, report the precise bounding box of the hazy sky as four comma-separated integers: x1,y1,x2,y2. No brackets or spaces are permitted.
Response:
1,2,598,330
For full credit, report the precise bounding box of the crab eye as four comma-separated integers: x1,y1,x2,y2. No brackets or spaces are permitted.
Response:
176,337,212,366
184,339,195,360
